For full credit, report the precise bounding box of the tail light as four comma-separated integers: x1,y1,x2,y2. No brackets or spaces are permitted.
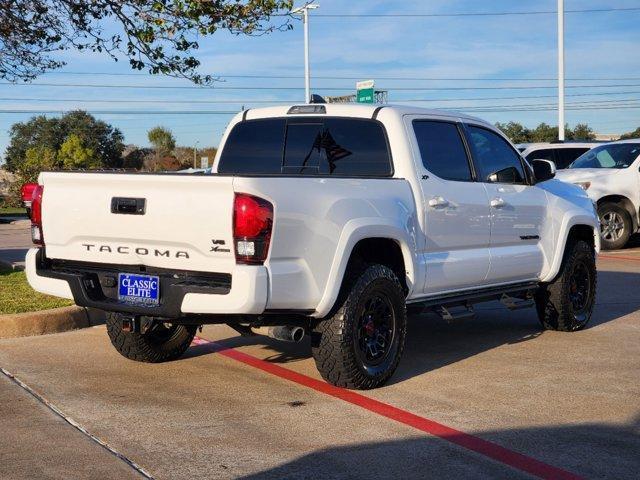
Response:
233,193,273,265
30,185,44,245
21,182,37,204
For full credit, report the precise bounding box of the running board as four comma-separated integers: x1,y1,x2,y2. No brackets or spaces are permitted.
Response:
408,281,539,312
437,305,475,322
500,294,534,311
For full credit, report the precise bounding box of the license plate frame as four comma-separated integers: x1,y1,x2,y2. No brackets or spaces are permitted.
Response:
118,273,160,306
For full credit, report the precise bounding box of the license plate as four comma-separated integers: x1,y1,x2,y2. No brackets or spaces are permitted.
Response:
118,273,160,306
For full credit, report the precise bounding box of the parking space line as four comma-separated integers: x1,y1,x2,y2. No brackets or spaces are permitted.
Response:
0,367,155,480
599,254,640,263
191,336,583,480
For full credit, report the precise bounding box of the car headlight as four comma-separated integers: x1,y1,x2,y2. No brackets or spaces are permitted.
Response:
575,181,591,190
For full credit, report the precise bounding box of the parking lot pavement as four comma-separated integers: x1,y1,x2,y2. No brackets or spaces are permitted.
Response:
0,219,30,269
0,373,140,479
0,253,639,479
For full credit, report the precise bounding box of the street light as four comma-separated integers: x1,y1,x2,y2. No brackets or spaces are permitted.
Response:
292,2,319,103
558,0,565,141
193,140,200,169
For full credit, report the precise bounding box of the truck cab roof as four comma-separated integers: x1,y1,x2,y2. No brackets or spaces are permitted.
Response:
237,103,492,126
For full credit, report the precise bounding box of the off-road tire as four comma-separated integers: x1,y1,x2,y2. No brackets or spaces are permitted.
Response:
535,240,596,331
311,264,407,390
106,312,197,363
598,202,631,250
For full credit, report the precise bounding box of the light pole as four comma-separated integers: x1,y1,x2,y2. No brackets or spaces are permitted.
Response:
292,3,319,103
558,0,565,141
193,140,199,169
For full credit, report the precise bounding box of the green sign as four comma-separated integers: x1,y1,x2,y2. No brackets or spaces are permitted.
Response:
356,88,374,103
356,80,375,103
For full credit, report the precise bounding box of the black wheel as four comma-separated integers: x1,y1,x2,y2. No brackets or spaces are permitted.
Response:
311,264,407,390
535,240,597,331
105,312,197,363
598,203,631,250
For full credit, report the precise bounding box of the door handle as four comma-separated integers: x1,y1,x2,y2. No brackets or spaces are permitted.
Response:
428,196,450,208
490,197,506,209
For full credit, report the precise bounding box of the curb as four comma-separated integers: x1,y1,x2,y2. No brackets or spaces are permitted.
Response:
0,306,105,339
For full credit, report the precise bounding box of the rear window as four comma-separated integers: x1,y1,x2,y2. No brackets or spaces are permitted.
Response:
555,148,590,169
218,117,392,176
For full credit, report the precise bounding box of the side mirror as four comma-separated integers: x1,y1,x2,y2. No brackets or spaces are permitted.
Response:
487,166,522,184
531,159,556,183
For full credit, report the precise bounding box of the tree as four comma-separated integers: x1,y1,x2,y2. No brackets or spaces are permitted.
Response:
530,123,559,143
495,122,531,144
568,123,595,141
173,146,196,169
58,134,99,169
174,146,218,169
121,144,152,170
4,110,124,172
148,126,176,158
18,145,57,183
0,0,293,83
620,127,640,140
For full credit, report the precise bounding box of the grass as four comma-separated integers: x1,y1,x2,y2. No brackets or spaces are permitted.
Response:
0,267,74,314
0,206,27,215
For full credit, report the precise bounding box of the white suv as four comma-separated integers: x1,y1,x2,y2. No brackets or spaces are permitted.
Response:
556,140,640,249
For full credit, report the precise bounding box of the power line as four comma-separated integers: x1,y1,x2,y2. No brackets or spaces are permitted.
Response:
5,90,640,108
311,7,640,17
0,110,237,115
5,82,640,91
1,104,639,115
465,106,640,112
2,96,640,108
0,97,290,105
44,71,640,82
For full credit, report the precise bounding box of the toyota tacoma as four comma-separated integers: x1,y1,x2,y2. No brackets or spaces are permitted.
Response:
26,104,600,389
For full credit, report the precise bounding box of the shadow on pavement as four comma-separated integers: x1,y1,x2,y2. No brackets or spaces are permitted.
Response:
236,419,640,480
0,215,28,224
233,419,640,480
621,233,640,249
185,269,640,385
0,248,28,265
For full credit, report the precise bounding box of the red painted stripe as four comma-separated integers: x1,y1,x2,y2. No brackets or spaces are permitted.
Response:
191,336,583,480
599,254,640,263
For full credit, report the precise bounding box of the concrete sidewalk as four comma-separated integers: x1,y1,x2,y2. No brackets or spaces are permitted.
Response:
0,373,140,479
0,218,29,270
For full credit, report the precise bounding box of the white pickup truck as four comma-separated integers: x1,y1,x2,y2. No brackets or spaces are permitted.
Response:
26,104,600,389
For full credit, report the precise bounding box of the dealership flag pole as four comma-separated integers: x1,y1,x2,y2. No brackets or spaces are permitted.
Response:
558,0,565,141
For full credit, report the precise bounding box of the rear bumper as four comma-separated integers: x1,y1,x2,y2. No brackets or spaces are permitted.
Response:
26,248,268,317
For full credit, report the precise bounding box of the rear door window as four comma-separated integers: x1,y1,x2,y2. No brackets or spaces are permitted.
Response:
413,120,473,181
218,117,392,177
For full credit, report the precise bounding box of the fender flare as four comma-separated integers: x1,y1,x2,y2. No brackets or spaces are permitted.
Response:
541,214,600,283
312,218,418,318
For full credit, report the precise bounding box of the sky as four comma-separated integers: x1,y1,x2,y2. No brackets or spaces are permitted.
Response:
1,0,640,161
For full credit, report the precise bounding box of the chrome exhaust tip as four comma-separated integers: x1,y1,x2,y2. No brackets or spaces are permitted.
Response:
251,325,305,342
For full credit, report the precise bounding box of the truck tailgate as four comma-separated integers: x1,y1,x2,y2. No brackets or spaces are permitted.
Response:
39,172,236,273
